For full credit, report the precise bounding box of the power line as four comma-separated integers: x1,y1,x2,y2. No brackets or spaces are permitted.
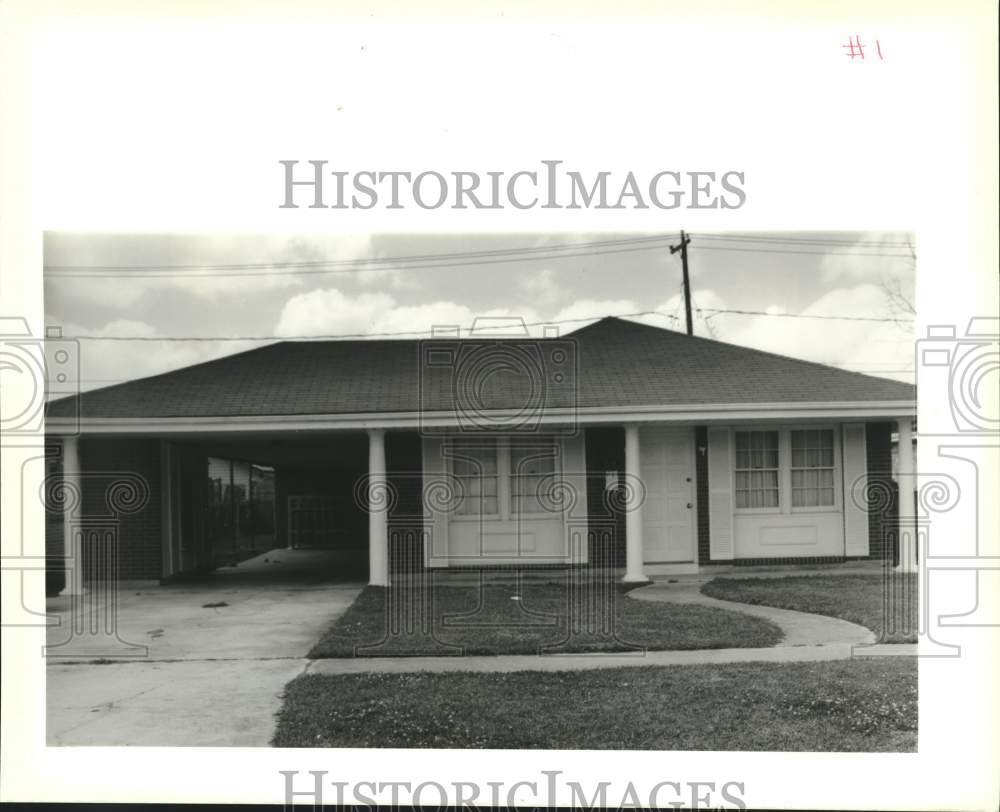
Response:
44,233,916,278
689,233,914,248
696,308,912,324
56,311,678,342
45,242,680,280
690,245,914,259
54,308,912,342
44,235,676,276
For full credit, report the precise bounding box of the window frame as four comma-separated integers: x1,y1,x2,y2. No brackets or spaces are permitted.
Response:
445,435,562,522
732,429,783,514
731,424,842,516
789,427,838,511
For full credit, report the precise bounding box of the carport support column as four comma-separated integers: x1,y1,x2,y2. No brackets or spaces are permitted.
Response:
367,429,390,587
59,436,85,596
896,417,917,573
622,424,646,583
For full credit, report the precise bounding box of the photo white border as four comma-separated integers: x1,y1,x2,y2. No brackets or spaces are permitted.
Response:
1,1,997,809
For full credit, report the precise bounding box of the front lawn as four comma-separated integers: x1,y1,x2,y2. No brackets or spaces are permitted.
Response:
701,573,918,643
273,658,917,751
308,579,783,657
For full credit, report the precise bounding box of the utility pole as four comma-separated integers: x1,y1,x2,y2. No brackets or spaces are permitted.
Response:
670,230,693,335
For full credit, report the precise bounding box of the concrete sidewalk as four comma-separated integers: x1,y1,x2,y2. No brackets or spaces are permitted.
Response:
307,643,870,676
306,580,907,677
629,581,876,647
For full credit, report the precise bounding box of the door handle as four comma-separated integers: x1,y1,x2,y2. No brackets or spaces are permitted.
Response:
686,503,693,509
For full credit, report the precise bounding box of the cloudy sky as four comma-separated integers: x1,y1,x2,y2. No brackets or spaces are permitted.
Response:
43,231,916,393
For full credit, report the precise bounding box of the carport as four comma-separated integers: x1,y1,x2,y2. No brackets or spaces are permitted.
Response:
46,427,424,594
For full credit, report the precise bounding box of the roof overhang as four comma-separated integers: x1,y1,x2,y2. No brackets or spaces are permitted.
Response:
44,400,918,437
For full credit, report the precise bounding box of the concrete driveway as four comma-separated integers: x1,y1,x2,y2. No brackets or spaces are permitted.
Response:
46,549,362,746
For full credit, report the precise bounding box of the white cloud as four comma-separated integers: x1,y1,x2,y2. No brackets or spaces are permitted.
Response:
275,289,395,336
550,298,639,327
46,316,260,393
275,288,547,338
46,233,382,305
677,285,914,382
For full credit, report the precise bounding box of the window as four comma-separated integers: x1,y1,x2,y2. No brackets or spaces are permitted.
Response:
447,436,559,518
450,438,499,516
734,431,780,509
509,438,557,514
791,429,836,507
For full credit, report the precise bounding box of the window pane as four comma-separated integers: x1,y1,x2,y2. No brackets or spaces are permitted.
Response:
735,431,780,508
790,428,836,508
510,440,556,475
450,438,499,515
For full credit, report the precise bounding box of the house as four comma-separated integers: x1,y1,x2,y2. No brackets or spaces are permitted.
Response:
44,316,917,592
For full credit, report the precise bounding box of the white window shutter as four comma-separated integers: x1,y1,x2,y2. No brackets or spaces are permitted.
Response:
707,427,734,561
842,423,869,557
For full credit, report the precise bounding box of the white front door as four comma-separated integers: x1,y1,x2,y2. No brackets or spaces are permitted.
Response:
640,426,696,563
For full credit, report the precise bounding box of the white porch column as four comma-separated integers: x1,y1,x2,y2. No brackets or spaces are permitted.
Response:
896,417,917,573
622,424,647,583
367,429,390,587
59,436,85,595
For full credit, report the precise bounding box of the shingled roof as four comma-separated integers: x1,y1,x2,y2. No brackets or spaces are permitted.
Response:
46,316,915,420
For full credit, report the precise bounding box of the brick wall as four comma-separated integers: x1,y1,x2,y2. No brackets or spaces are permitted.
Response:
45,438,163,590
584,426,626,567
695,426,711,564
865,421,898,563
386,431,425,573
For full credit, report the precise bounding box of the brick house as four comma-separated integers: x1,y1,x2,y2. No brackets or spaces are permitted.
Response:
44,317,917,591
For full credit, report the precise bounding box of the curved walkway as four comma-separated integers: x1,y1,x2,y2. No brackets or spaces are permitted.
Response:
628,581,876,647
307,580,900,677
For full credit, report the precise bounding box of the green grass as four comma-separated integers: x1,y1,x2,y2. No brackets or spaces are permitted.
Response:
701,573,918,643
273,658,917,751
308,579,783,658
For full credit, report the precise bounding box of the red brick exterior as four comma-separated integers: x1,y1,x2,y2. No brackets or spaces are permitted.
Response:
695,426,711,565
864,421,898,564
45,438,163,590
